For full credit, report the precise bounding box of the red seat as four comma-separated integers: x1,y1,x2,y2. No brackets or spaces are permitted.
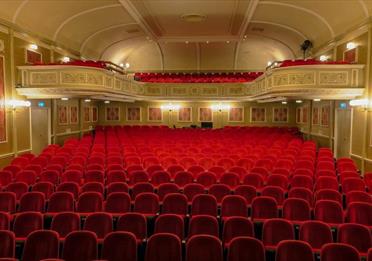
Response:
134,192,159,216
314,177,339,191
188,166,205,176
154,214,184,240
47,192,74,213
83,212,113,239
22,230,59,261
222,217,253,247
320,243,360,261
290,175,313,190
314,200,343,225
174,171,193,187
315,189,342,204
106,170,126,184
189,215,219,237
61,170,82,185
183,183,205,202
13,212,43,240
151,171,171,186
162,193,188,216
191,194,217,216
209,184,231,203
129,170,149,185
288,188,313,206
186,235,222,261
0,192,16,213
262,218,294,250
32,182,54,199
62,231,98,261
104,192,131,214
345,191,372,205
0,171,13,186
85,170,104,184
15,170,36,185
51,212,80,238
56,182,79,199
220,172,240,188
158,183,179,201
337,223,371,254
342,177,366,193
221,195,247,218
0,212,10,230
261,186,285,205
132,182,154,199
196,172,217,188
242,174,264,189
346,202,372,227
267,174,288,190
19,192,45,212
106,182,129,195
282,198,311,223
77,192,103,214
0,231,15,259
299,220,333,252
251,196,278,221
227,236,265,261
101,232,137,261
145,233,182,261
276,240,314,261
116,213,147,243
5,182,28,201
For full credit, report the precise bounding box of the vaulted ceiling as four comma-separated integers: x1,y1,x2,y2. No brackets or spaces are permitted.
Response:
0,0,369,71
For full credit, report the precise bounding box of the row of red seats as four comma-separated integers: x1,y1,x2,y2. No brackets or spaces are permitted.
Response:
1,229,370,261
0,189,370,229
134,72,263,83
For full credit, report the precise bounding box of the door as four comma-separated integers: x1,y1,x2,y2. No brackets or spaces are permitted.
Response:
335,106,351,158
31,107,51,155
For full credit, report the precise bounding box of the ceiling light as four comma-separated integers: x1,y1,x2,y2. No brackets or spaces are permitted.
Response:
211,103,231,111
185,41,189,44
296,100,303,104
61,97,69,101
206,41,209,44
119,63,124,68
281,101,287,105
6,100,31,108
267,61,272,66
125,62,130,69
29,44,38,50
84,99,91,103
346,42,356,50
161,103,180,111
62,56,70,63
319,55,328,62
313,98,321,102
226,41,230,44
104,100,110,104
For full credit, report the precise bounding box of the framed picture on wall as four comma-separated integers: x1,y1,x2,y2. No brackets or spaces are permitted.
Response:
321,106,330,126
127,107,141,121
272,107,288,123
198,107,213,122
91,107,98,122
228,107,244,122
312,107,320,125
343,47,358,63
70,105,79,125
296,107,302,124
250,107,266,122
58,105,68,125
302,106,308,124
148,107,162,122
106,107,120,121
25,49,42,64
178,107,192,122
0,56,6,142
83,107,90,122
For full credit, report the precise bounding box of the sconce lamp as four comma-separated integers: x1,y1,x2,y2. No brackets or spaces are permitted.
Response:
5,100,31,109
211,103,231,112
349,98,371,110
161,103,180,112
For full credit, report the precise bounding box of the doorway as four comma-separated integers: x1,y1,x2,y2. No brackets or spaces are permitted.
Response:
335,103,351,158
31,107,51,155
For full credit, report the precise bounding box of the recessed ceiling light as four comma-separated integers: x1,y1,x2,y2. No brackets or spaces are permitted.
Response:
313,98,321,102
206,41,209,44
62,57,70,63
346,42,356,50
119,63,124,67
84,99,91,103
61,97,69,101
319,55,328,62
267,61,272,66
181,13,206,23
29,44,38,50
104,100,110,104
296,100,303,104
226,41,230,44
185,41,189,44
282,101,287,105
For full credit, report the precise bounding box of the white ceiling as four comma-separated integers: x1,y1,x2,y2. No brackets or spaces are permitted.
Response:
0,0,369,71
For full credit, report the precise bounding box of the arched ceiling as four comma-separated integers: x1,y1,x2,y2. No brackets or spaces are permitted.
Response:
0,0,369,71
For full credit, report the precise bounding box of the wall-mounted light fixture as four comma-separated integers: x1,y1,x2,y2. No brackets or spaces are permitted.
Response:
104,100,110,104
349,98,370,108
346,42,357,50
295,100,303,104
29,44,38,50
319,55,328,62
84,99,91,103
160,103,180,112
5,100,31,108
211,103,231,112
61,97,69,101
313,98,321,102
281,101,287,105
62,56,70,63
